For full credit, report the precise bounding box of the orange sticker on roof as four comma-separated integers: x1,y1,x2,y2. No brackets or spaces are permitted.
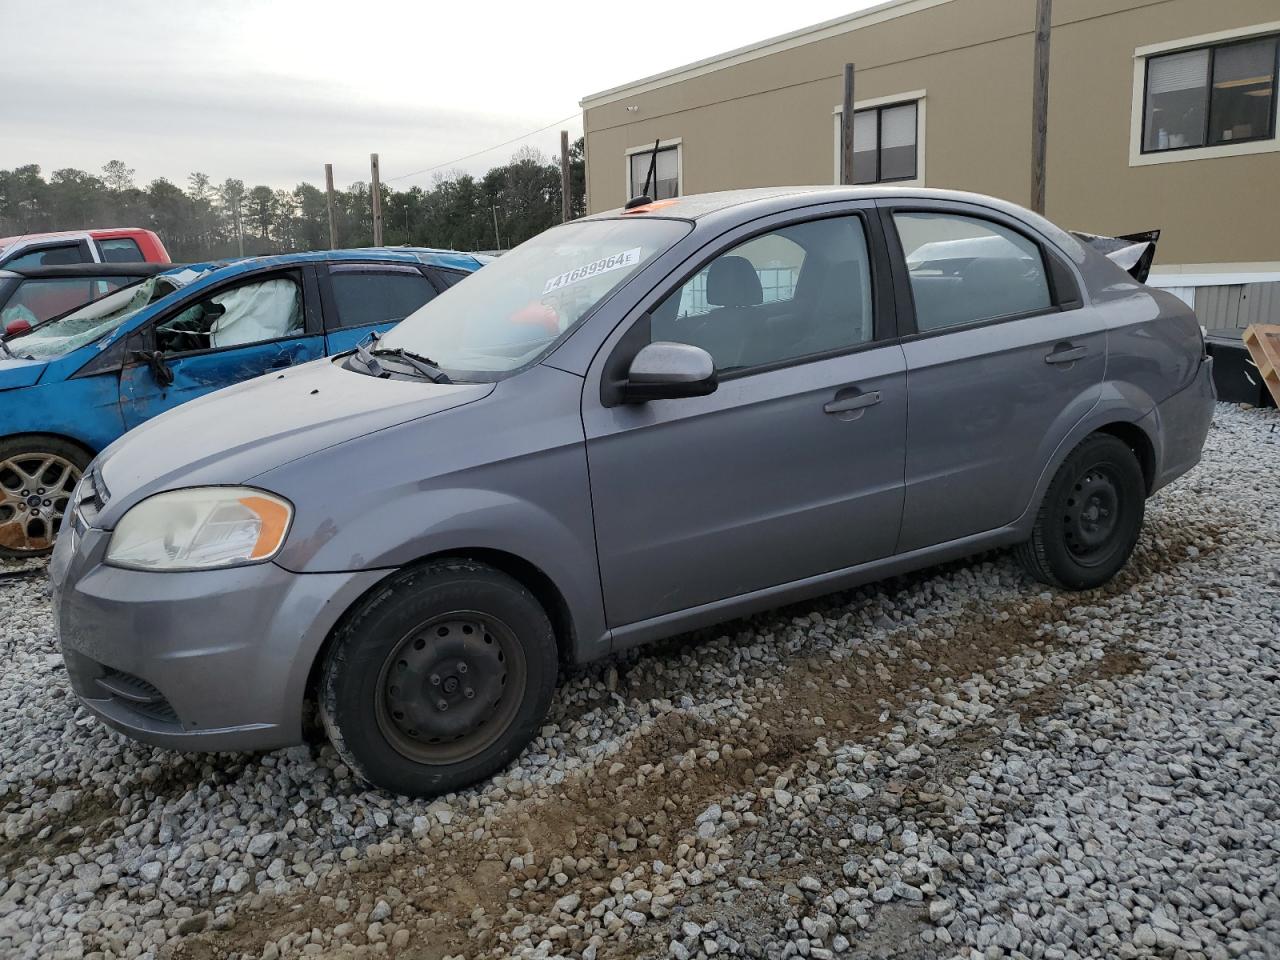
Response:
622,198,681,215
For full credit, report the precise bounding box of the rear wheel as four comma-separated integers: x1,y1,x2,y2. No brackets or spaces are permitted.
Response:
0,437,90,559
1016,433,1146,590
319,559,558,797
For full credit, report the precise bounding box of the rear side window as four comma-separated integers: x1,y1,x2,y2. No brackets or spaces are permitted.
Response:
328,269,437,329
4,244,87,269
650,215,875,373
894,212,1052,332
97,238,144,263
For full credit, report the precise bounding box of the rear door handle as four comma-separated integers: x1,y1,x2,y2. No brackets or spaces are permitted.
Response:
1045,345,1088,365
824,390,881,415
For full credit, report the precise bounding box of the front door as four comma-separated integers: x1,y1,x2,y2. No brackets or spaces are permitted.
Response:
583,210,908,629
887,205,1107,552
120,270,324,429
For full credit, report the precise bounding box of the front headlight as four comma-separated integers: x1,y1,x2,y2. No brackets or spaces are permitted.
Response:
105,487,293,571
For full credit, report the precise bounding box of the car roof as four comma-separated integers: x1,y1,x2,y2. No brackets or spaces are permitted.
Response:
582,186,1085,261
5,262,179,280
183,247,485,275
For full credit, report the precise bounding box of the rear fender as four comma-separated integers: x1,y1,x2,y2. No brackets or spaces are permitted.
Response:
1013,379,1159,536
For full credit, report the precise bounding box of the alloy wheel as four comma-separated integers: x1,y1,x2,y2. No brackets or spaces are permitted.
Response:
0,453,81,554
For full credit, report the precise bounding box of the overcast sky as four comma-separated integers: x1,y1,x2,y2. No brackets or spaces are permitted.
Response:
4,0,875,191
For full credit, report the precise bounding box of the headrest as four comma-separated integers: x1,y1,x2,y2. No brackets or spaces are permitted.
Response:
706,256,763,307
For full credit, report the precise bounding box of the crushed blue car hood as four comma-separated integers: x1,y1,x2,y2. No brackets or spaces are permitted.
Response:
0,355,47,391
94,357,494,527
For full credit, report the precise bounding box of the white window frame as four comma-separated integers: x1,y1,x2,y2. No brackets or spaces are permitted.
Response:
833,91,926,187
624,138,682,202
1129,22,1280,167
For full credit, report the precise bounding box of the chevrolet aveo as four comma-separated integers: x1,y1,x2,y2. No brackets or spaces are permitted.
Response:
51,188,1215,797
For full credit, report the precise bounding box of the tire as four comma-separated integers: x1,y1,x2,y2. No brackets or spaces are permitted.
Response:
319,559,558,797
1016,433,1146,590
0,437,91,559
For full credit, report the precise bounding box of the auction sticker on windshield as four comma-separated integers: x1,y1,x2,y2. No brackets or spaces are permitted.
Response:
543,247,642,295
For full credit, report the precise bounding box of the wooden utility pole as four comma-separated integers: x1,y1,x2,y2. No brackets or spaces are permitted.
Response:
840,63,856,186
370,153,384,246
1030,0,1052,214
233,195,244,258
491,205,501,250
559,129,572,223
324,163,338,250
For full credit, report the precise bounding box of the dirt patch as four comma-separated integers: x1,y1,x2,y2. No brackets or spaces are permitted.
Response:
0,784,122,878
172,517,1220,958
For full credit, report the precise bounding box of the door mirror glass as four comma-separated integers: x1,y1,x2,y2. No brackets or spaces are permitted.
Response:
622,341,717,402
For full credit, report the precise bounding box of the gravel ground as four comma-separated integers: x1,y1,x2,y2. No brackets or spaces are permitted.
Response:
1,402,1277,960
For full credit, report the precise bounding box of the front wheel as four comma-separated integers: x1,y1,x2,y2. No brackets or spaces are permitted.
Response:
0,437,90,559
1016,433,1146,590
319,559,558,797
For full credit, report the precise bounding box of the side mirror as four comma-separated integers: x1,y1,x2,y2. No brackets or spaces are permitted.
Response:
621,341,717,403
131,349,174,388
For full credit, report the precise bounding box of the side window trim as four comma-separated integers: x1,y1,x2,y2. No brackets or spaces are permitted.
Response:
880,202,1080,340
2,239,94,269
132,269,311,360
599,202,897,405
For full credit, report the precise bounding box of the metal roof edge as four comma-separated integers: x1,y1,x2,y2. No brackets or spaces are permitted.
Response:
579,0,955,110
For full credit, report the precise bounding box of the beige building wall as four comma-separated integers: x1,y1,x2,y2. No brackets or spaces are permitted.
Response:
582,0,1280,282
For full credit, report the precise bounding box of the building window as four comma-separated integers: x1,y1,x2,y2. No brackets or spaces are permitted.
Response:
627,143,679,200
1142,34,1279,153
852,101,919,183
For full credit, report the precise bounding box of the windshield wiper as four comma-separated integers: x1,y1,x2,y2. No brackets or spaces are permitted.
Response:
371,348,452,384
353,340,386,378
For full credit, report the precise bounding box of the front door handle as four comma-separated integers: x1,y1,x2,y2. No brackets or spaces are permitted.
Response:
824,390,881,415
1045,344,1089,365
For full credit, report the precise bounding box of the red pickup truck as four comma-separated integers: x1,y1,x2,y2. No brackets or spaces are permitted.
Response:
0,228,170,270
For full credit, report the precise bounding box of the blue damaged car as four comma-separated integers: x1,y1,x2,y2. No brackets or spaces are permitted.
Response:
0,248,485,557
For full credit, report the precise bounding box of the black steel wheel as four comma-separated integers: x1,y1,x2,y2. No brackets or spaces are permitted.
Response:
1017,433,1146,590
0,437,90,558
320,559,558,797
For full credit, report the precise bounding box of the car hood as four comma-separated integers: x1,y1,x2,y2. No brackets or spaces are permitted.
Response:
95,357,494,527
0,354,48,391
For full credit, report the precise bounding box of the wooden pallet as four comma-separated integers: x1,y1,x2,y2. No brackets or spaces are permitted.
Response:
1243,324,1280,407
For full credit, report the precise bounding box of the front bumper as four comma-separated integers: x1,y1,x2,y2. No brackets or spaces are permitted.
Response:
51,523,388,752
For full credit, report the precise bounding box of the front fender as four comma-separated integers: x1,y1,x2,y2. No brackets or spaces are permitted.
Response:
263,365,609,662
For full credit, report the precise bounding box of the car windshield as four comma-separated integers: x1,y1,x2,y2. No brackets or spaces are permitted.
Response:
9,268,207,360
377,218,690,379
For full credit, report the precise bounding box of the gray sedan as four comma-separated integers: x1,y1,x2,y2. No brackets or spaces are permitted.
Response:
50,187,1214,797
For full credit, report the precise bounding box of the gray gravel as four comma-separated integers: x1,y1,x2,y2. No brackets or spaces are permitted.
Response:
1,402,1277,960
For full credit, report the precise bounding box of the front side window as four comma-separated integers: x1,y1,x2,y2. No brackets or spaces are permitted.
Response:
1143,35,1279,152
894,212,1051,332
3,244,86,270
628,145,679,200
97,237,144,263
328,268,436,329
379,218,689,380
154,276,303,354
650,216,875,373
851,101,919,183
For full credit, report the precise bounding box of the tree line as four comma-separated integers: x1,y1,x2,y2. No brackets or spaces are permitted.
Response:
0,141,586,262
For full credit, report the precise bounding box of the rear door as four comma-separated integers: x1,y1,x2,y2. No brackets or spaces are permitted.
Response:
884,201,1105,552
119,268,325,428
319,263,441,353
583,204,908,630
